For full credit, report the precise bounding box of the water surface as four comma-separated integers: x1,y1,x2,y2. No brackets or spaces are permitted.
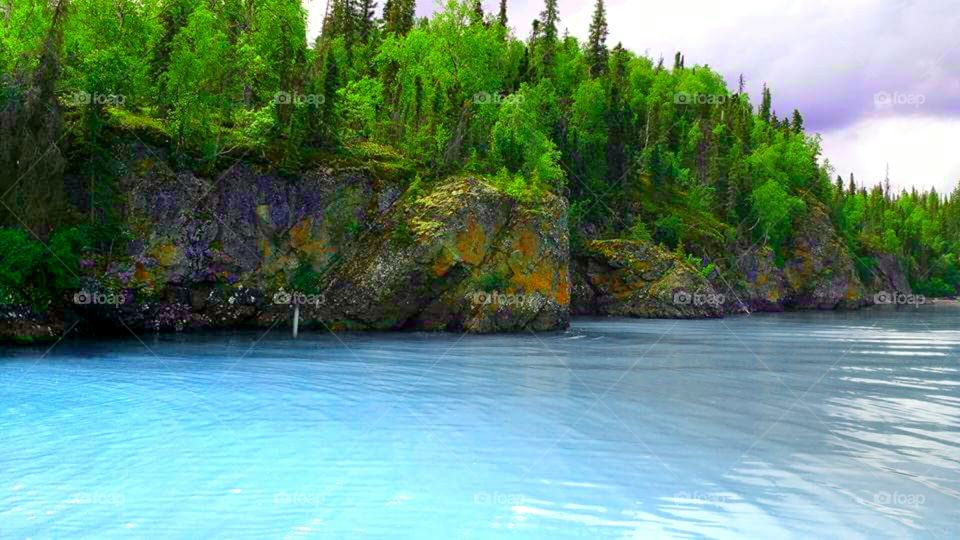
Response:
2,305,959,538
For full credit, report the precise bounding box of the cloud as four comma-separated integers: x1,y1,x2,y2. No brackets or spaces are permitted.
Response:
821,115,960,195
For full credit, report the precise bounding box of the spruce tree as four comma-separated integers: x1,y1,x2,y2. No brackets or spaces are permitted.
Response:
498,0,507,27
320,52,339,147
586,0,608,78
759,84,772,124
791,109,804,134
385,0,414,35
357,0,377,41
0,0,68,234
536,0,559,75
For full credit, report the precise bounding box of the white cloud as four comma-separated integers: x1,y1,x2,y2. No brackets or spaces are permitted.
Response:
821,115,960,195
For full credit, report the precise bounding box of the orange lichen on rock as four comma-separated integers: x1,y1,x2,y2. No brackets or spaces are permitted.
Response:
134,262,149,283
432,248,455,277
290,218,334,258
516,226,538,259
555,269,571,306
455,216,487,266
511,259,562,299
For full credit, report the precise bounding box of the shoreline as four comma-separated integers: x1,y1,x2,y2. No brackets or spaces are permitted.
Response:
3,300,956,347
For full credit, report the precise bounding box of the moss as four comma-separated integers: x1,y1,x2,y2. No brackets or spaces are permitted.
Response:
477,272,509,292
389,221,417,249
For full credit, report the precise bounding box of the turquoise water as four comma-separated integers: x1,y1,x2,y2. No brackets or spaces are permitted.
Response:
2,306,959,539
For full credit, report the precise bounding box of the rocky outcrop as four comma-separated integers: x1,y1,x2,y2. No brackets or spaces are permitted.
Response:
0,141,912,343
58,143,570,335
715,202,871,313
0,306,65,344
783,203,869,309
572,240,724,319
720,246,786,314
865,253,911,296
313,177,570,333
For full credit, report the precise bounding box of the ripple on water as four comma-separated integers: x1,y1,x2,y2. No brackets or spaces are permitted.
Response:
1,305,959,538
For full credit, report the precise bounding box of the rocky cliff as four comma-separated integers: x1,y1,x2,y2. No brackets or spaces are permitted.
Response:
6,142,569,341
1,146,912,344
572,240,723,319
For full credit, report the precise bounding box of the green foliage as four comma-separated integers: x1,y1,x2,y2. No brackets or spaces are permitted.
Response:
0,228,44,304
914,277,955,298
46,227,89,291
626,219,652,242
750,180,806,258
290,262,323,295
1,0,955,310
654,215,682,249
0,226,89,306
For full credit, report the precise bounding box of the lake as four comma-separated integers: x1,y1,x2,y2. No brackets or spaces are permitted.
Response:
2,305,959,539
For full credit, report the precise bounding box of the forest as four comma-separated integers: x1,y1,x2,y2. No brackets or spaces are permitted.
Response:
1,0,957,307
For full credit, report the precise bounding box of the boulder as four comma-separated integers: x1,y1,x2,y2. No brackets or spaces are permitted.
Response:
315,177,570,333
783,202,869,309
572,240,724,319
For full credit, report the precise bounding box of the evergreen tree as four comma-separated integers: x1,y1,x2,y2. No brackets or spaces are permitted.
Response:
586,0,608,77
357,0,377,42
498,0,508,27
320,52,339,146
759,84,772,124
385,0,414,35
0,0,68,235
536,0,559,76
791,109,803,134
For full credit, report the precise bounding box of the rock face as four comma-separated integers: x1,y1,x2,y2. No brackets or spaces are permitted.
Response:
783,203,869,309
572,240,724,319
717,202,871,313
720,246,786,314
55,143,570,336
314,177,570,333
0,142,910,343
866,253,912,296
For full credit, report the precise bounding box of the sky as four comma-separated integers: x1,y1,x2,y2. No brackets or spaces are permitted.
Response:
304,0,960,194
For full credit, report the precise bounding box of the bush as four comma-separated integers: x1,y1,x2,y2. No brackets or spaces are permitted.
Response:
914,277,956,298
0,228,44,304
0,226,90,306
